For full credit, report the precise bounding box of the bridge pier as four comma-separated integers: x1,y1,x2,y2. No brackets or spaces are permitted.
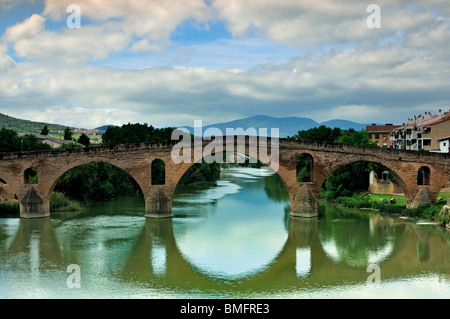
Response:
289,184,318,218
145,186,173,219
19,187,50,219
407,185,438,209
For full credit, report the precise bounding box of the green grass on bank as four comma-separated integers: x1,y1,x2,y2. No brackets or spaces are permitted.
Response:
50,192,84,212
0,192,84,216
439,192,450,199
330,192,448,224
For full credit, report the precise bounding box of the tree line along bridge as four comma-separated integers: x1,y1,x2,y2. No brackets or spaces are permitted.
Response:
0,136,449,219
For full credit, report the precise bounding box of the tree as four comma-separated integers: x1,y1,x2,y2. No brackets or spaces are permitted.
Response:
64,127,73,141
0,127,20,152
40,125,49,135
77,133,90,147
335,129,377,146
296,125,342,143
0,128,50,152
21,134,52,151
101,123,175,146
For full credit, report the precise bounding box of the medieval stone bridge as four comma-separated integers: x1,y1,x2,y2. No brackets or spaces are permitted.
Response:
0,136,449,219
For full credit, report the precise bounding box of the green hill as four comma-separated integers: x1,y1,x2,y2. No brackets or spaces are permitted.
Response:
0,113,73,135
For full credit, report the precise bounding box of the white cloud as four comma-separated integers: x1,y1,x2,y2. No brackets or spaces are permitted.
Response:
4,14,45,42
0,0,450,128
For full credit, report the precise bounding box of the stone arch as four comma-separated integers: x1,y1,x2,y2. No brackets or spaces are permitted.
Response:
296,152,314,182
316,156,411,200
45,159,148,212
168,147,292,201
417,166,431,186
151,159,166,185
24,167,39,185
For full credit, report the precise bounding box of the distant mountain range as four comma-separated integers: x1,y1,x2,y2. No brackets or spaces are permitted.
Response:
181,115,369,137
1,113,370,138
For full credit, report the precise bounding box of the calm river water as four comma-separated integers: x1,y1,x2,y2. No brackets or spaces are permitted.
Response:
0,167,449,299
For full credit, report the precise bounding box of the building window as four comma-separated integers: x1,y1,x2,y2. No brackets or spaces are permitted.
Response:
375,134,380,139
423,140,431,146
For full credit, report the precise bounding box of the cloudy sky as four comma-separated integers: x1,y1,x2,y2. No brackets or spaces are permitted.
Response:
0,0,449,129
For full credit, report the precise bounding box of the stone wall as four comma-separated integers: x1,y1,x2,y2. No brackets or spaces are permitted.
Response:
369,180,403,195
0,183,17,203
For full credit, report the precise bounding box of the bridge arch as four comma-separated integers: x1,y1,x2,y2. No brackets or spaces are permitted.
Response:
316,157,411,204
43,159,148,216
168,149,292,204
151,159,166,185
296,152,314,182
24,167,39,185
417,166,431,186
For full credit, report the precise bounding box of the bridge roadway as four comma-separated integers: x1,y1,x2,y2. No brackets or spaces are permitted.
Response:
0,136,449,219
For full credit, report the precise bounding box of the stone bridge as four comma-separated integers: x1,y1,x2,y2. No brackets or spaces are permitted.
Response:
0,136,449,219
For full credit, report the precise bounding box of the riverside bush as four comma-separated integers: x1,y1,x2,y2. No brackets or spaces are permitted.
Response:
0,202,19,216
50,192,83,212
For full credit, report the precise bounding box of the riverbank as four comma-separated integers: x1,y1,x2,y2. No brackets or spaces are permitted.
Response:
327,192,449,227
0,192,84,216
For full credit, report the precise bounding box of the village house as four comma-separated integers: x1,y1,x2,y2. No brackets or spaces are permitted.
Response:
390,109,450,152
366,123,401,148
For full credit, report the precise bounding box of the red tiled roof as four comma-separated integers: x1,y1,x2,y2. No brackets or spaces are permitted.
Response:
438,136,450,141
423,116,450,127
366,124,401,133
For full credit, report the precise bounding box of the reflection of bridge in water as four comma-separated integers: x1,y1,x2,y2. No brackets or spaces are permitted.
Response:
3,213,449,295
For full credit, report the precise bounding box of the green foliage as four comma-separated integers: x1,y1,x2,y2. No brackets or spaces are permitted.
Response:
263,175,289,202
28,168,39,184
54,162,140,203
296,125,342,143
179,161,221,185
102,123,175,145
335,129,378,146
0,202,19,216
64,127,73,141
324,162,373,199
0,128,51,152
296,154,312,182
0,127,20,152
50,192,83,212
151,159,166,185
40,125,49,135
21,134,52,151
77,133,90,146
59,142,83,149
0,113,70,135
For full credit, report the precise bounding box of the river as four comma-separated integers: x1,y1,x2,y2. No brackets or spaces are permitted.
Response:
0,167,449,299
